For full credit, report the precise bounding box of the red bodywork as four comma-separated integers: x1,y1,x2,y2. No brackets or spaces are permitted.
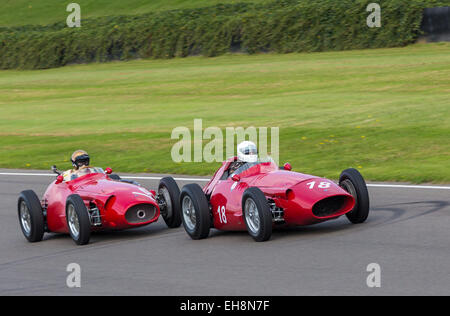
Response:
42,172,160,234
203,158,355,231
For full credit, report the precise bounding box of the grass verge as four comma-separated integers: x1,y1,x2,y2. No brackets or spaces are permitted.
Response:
0,43,449,182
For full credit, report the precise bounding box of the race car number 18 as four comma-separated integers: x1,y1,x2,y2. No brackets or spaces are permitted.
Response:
306,181,331,189
217,206,227,224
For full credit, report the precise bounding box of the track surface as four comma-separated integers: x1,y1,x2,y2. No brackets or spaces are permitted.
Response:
0,169,449,296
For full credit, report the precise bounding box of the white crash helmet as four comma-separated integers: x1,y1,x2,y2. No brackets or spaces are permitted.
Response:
237,141,258,163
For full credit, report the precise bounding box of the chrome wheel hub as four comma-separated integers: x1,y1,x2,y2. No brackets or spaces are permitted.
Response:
67,204,80,239
182,196,196,231
20,201,32,236
245,198,260,234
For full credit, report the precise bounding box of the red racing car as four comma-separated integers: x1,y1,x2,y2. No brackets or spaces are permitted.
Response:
180,157,370,242
18,166,181,245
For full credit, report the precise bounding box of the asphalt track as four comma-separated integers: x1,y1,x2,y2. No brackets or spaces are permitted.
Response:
0,169,449,296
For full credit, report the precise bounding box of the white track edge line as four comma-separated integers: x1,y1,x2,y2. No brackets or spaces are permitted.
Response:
0,172,449,189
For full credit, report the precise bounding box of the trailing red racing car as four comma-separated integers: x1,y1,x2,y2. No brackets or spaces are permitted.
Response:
18,166,182,245
180,155,370,242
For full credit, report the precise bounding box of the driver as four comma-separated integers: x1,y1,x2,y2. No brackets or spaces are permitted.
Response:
62,150,92,181
228,141,258,176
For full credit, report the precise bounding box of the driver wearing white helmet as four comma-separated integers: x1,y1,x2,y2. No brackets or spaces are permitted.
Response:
227,141,258,177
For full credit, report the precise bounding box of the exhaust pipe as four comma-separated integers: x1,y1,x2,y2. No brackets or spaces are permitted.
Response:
137,209,146,219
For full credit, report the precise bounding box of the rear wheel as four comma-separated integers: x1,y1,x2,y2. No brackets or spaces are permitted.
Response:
66,194,91,245
18,190,45,242
180,184,210,240
242,187,272,242
339,168,370,224
158,177,182,228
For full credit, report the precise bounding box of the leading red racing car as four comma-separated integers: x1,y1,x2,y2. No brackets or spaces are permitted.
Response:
179,156,370,242
18,166,181,245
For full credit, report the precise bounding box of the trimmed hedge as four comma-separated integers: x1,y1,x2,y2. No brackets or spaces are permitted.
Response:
0,0,448,69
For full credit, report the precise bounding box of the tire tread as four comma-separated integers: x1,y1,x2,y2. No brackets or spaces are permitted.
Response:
339,168,370,224
242,187,272,242
18,190,45,242
66,194,91,245
180,183,210,240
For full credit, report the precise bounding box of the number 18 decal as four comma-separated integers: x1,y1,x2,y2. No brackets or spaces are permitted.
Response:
306,181,331,189
217,205,227,224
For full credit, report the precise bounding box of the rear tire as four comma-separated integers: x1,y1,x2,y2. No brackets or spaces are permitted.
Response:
242,187,272,242
18,190,45,242
158,177,182,228
180,184,210,240
66,194,91,245
339,168,370,224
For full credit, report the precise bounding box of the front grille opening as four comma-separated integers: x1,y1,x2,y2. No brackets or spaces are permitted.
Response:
125,204,157,224
312,195,348,217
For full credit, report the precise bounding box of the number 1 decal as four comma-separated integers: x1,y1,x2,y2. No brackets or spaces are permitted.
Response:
306,181,315,189
217,205,227,224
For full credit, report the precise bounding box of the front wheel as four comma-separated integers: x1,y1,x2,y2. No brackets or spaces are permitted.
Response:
242,187,272,242
66,194,91,245
339,168,370,224
18,190,45,242
158,177,182,228
180,184,210,240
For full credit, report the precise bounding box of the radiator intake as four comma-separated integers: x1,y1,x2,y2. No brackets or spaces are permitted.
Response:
125,204,157,224
312,195,347,217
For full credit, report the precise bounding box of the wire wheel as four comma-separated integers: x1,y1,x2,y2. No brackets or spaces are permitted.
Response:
182,195,196,232
67,204,80,240
244,198,260,235
242,187,272,242
159,186,173,219
19,201,32,236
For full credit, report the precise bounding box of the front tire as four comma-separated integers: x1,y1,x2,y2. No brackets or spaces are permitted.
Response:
66,194,91,245
242,187,272,242
339,168,370,224
18,190,45,242
158,177,182,228
180,184,210,240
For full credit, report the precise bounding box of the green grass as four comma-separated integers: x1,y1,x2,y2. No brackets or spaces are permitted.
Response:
1,43,449,183
0,0,266,26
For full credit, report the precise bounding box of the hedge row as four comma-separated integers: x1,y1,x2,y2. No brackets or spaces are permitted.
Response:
0,0,448,69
